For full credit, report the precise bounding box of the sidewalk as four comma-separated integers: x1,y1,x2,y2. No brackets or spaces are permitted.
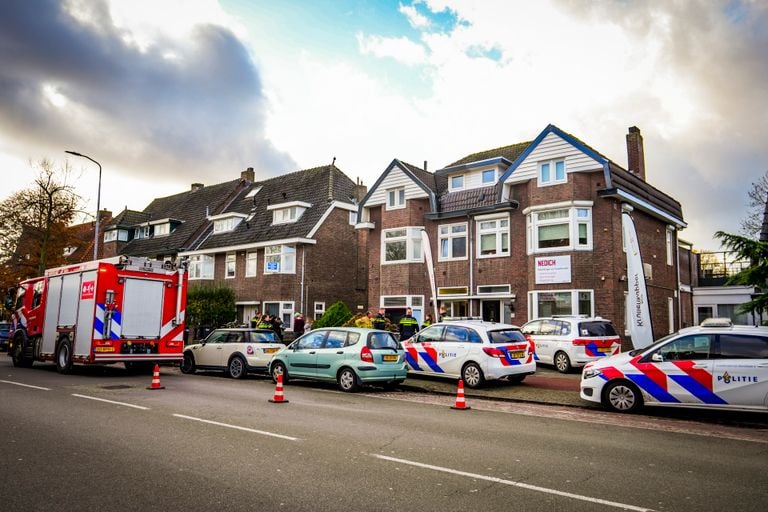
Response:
401,367,598,409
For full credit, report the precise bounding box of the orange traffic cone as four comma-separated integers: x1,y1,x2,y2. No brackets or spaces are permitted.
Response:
450,378,471,410
268,373,289,404
147,364,165,390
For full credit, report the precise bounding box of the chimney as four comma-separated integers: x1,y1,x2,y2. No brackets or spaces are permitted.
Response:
241,167,255,182
626,126,646,180
353,178,367,202
98,209,112,221
191,183,204,192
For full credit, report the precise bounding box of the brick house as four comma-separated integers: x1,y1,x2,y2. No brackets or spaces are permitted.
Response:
356,124,689,346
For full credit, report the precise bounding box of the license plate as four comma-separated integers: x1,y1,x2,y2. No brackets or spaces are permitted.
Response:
597,347,612,353
509,350,525,359
94,347,115,353
264,347,280,354
382,354,398,362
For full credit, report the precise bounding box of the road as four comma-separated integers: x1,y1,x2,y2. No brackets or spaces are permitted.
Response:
1,358,767,512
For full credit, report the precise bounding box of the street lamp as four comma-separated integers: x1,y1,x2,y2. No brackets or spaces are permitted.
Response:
65,150,102,261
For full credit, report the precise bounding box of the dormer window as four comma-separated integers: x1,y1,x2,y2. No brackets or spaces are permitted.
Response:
450,175,465,191
63,246,77,257
135,225,150,239
482,169,496,184
153,223,170,237
209,213,247,233
268,201,311,225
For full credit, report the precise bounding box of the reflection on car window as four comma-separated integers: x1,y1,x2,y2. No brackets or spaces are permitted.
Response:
248,331,279,343
717,335,768,359
226,333,244,343
32,281,44,309
417,326,444,343
444,326,469,342
206,331,228,344
657,335,712,361
522,320,540,335
540,320,560,336
346,332,360,346
298,331,325,349
368,332,398,349
325,331,347,349
580,321,616,337
488,329,527,344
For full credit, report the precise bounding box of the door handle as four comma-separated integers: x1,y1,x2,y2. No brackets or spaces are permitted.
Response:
336,351,344,354
309,351,316,354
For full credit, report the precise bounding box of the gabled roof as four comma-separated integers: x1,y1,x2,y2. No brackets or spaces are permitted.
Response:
359,159,444,214
120,178,248,257
443,141,532,170
104,208,150,230
192,165,356,251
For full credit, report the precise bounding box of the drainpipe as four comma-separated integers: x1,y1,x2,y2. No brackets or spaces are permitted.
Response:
300,247,306,315
675,230,682,329
468,213,474,317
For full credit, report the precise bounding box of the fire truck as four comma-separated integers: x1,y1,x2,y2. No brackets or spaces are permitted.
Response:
5,256,188,373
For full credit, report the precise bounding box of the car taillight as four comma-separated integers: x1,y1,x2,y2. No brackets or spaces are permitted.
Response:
572,338,590,346
361,346,374,363
525,334,536,352
482,347,505,358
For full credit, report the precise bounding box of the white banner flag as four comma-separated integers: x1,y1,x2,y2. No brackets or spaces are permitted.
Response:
421,229,439,322
622,210,654,349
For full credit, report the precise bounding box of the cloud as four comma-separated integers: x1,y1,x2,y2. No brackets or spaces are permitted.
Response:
356,33,428,66
0,0,294,194
399,2,431,29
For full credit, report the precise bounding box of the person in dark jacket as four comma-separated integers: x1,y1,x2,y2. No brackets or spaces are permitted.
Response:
293,313,305,337
421,314,434,330
372,307,387,331
398,308,419,341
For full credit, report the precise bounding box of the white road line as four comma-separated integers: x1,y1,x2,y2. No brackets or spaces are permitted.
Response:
371,454,655,512
172,414,299,441
0,380,51,391
71,394,150,410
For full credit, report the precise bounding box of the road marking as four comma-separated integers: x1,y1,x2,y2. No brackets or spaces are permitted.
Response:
0,380,51,391
72,394,150,410
172,414,299,441
371,454,655,512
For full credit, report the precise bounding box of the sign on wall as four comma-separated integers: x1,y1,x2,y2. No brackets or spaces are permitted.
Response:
535,255,571,284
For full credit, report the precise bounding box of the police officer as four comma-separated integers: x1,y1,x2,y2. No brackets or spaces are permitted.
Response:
372,307,387,330
421,314,434,330
398,308,419,341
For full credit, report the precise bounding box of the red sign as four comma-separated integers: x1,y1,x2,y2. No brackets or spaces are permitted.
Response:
81,280,95,300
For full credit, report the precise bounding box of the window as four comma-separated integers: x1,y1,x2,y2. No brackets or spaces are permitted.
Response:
717,335,768,359
188,254,214,279
450,175,464,190
154,223,170,237
438,223,467,260
245,251,258,277
264,245,296,274
314,302,325,320
482,169,496,184
444,325,482,343
349,211,357,225
539,159,566,186
387,188,405,210
527,206,592,253
225,252,236,279
135,225,150,239
382,227,423,263
666,227,674,266
528,290,593,319
272,206,306,225
264,301,294,327
298,331,325,349
63,246,77,257
656,335,712,361
668,297,674,334
477,285,511,295
476,216,509,258
213,217,241,233
104,230,118,242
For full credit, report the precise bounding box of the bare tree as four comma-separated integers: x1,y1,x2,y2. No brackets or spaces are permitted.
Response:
0,159,82,285
741,170,768,238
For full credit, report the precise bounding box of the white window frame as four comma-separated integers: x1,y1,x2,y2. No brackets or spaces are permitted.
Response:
134,225,150,239
153,223,170,237
526,205,592,254
264,245,296,274
381,295,424,325
264,301,295,328
386,188,406,210
481,169,496,184
528,289,594,320
475,215,509,259
449,174,465,191
188,254,214,280
245,251,258,277
382,227,424,264
666,226,674,266
349,211,357,225
438,222,468,261
104,230,118,242
272,206,306,225
314,301,326,320
668,296,675,334
213,217,242,233
538,159,566,186
225,252,236,279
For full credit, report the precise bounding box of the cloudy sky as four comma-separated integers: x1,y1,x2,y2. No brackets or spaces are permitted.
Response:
1,0,766,251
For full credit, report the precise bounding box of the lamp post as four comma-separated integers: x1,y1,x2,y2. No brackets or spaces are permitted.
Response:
65,150,102,261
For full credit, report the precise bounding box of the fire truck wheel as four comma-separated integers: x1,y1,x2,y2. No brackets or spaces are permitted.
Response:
11,337,33,368
228,356,247,379
180,352,196,374
56,338,73,374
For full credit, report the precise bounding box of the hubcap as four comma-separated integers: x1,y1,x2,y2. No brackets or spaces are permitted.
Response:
464,366,480,387
340,370,354,390
58,345,68,367
231,359,243,377
556,354,568,371
608,385,635,410
273,364,284,380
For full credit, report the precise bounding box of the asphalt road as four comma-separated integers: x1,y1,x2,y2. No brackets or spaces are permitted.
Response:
1,359,767,512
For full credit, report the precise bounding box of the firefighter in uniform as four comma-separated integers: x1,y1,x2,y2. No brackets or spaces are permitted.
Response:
372,307,387,331
398,308,419,341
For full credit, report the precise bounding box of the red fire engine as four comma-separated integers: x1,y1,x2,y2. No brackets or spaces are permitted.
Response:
5,256,188,373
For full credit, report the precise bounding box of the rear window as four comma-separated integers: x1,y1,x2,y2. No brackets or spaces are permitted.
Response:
717,334,768,359
368,332,399,349
578,321,617,337
247,331,279,343
487,329,527,344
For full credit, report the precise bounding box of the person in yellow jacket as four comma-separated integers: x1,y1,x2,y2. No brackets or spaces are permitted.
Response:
398,308,419,341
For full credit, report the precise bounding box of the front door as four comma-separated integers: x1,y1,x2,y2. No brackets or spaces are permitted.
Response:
285,330,325,377
712,333,768,408
481,300,501,323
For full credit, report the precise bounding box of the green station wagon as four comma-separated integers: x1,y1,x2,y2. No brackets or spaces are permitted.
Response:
268,327,407,392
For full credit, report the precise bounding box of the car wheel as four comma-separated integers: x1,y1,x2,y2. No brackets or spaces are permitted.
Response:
180,352,196,374
554,351,572,373
337,367,360,392
462,362,485,388
507,374,526,384
602,380,643,413
11,337,33,368
56,337,73,374
228,356,247,379
271,361,288,384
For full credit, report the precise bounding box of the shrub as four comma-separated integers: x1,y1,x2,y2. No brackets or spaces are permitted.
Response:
186,284,236,328
313,301,353,328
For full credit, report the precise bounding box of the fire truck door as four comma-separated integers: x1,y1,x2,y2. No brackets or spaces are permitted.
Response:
42,276,63,354
121,278,164,339
74,270,97,357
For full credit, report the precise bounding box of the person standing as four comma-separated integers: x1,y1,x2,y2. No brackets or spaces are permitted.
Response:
421,314,433,330
293,313,305,337
398,308,419,341
439,305,448,322
372,307,387,330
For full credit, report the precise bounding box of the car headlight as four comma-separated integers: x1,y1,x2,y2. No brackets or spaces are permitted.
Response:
582,368,602,379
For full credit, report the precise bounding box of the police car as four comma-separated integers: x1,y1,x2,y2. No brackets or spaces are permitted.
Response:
401,319,536,388
580,319,768,413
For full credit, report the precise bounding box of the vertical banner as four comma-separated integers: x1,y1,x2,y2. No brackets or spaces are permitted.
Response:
622,207,654,349
421,229,440,323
